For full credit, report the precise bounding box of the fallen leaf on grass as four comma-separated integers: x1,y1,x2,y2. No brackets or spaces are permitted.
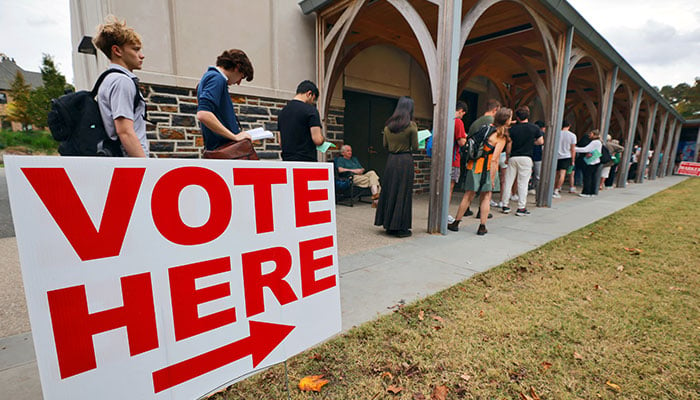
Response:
479,310,485,318
541,362,553,371
519,387,542,400
573,351,583,360
623,247,643,255
460,373,471,381
585,296,593,302
381,372,394,380
605,381,621,392
298,375,329,392
484,293,490,301
418,310,425,321
616,265,624,272
431,385,448,400
669,286,686,291
432,315,445,324
387,385,403,394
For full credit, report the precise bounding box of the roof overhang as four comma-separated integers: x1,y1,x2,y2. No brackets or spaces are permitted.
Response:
299,0,684,123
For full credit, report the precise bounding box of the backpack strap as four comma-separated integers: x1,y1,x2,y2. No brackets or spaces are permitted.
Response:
91,68,144,115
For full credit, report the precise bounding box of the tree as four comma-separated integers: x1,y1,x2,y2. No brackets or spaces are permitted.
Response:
28,54,72,127
6,72,33,130
659,79,700,119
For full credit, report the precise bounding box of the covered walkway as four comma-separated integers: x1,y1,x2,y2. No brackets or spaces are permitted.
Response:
300,0,685,234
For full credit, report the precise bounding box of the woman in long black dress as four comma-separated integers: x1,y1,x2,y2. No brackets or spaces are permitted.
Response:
374,96,419,238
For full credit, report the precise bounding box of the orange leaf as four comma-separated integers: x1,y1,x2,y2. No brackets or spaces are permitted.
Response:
431,385,448,400
387,385,403,394
418,310,425,321
381,372,394,380
606,381,621,392
432,315,445,324
298,375,329,392
478,310,485,318
541,362,552,371
573,351,583,360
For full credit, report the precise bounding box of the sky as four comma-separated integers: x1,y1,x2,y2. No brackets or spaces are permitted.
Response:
0,0,698,89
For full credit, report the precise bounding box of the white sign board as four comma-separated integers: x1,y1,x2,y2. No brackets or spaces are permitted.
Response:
5,156,341,399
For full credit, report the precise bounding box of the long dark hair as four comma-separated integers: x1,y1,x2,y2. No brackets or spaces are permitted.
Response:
385,96,414,133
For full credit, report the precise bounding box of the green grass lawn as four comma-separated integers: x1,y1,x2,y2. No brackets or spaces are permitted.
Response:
0,129,58,155
219,178,699,399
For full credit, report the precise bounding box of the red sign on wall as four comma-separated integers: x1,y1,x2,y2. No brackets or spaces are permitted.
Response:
677,161,700,177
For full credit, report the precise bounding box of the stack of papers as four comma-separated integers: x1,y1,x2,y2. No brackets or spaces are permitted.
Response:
248,127,274,141
418,130,432,149
316,142,337,153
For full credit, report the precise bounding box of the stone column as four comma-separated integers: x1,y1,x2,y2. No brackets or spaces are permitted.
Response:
616,89,643,188
636,102,658,183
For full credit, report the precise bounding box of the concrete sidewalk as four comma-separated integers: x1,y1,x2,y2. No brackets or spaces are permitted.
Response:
0,175,686,399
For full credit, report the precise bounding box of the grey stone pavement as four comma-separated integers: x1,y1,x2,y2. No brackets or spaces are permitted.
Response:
0,165,687,399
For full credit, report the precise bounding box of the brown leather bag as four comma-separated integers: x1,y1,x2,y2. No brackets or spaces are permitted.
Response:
202,139,259,160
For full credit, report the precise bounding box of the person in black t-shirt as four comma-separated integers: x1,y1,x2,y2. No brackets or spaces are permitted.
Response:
500,106,543,215
279,80,324,161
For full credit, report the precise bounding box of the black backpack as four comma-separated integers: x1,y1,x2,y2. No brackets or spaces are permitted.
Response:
460,124,495,168
48,69,141,157
600,142,612,164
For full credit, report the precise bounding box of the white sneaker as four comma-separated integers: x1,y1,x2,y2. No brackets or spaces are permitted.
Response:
552,190,561,199
578,193,590,198
510,194,519,202
447,215,455,224
497,201,505,208
569,187,577,193
490,199,498,207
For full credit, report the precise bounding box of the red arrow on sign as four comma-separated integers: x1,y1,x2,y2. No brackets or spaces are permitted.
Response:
152,320,295,393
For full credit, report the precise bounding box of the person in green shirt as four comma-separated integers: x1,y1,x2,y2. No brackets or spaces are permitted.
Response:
336,144,381,206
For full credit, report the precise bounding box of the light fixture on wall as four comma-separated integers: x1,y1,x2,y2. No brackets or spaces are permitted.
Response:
78,36,96,55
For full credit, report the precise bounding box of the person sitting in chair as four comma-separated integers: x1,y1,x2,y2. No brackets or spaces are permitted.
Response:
336,144,381,207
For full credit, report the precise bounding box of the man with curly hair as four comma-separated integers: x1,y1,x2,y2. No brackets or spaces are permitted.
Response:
196,49,254,150
92,16,148,157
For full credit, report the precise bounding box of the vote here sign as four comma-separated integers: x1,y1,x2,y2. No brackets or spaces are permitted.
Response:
4,156,341,399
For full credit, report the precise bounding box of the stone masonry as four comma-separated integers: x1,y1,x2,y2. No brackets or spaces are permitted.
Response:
141,83,432,193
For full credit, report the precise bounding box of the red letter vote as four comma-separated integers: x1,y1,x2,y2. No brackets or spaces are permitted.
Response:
152,167,231,246
169,257,237,341
241,247,298,318
233,168,287,233
22,167,145,261
293,168,331,228
46,273,158,379
299,236,336,297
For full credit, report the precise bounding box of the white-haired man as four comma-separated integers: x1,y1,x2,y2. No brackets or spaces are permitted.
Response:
336,145,381,206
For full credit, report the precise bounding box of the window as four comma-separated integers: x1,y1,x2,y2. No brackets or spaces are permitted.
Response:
0,93,7,104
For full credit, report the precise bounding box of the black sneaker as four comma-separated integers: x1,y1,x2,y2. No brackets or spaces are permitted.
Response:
465,208,474,217
447,220,460,232
476,224,487,235
475,210,493,219
501,206,511,214
515,208,530,216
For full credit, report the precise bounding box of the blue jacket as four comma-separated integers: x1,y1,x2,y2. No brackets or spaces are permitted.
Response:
197,67,240,150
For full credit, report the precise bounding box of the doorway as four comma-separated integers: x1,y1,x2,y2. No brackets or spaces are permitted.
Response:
343,91,398,176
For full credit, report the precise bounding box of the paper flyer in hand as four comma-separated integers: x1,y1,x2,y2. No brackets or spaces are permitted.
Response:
584,149,602,165
417,130,432,149
316,142,337,153
248,127,274,141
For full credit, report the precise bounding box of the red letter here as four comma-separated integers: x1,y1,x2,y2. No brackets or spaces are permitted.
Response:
152,167,231,246
233,168,287,234
299,236,336,297
293,168,331,228
46,273,158,379
22,168,145,261
169,257,237,341
241,247,298,318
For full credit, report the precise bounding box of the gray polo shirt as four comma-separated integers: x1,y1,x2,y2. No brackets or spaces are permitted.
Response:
97,64,148,156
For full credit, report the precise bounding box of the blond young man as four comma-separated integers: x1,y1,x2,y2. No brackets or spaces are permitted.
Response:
93,16,147,157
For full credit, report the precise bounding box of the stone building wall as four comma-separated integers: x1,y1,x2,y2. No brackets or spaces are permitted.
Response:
141,83,433,193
